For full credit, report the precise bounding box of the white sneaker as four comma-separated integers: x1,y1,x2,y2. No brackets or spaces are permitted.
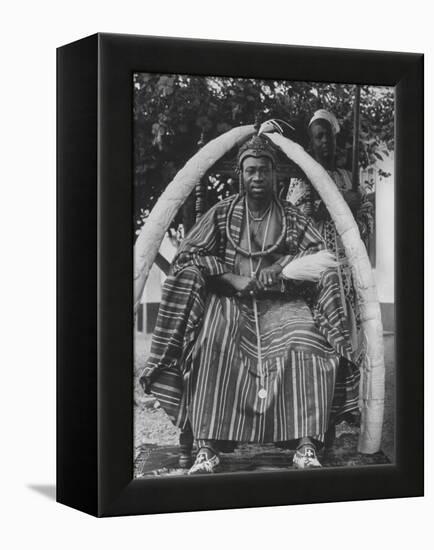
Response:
293,444,322,469
188,449,221,475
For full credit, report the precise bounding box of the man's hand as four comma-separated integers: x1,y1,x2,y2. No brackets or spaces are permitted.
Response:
258,264,283,288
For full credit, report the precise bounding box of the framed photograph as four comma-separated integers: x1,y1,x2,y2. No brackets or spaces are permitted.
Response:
57,33,423,517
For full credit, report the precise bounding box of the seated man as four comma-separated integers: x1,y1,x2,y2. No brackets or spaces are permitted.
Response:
140,134,357,474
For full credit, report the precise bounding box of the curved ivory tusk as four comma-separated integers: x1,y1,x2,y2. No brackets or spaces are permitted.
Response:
134,125,256,313
266,132,385,454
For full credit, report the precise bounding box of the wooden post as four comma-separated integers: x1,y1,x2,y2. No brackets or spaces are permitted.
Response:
352,85,361,191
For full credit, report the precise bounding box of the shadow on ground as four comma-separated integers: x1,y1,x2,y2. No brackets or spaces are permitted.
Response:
27,484,56,500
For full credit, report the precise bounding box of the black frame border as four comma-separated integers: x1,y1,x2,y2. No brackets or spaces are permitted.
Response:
58,33,424,517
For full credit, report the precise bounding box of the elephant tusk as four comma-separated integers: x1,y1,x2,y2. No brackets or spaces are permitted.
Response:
134,125,256,313
265,132,385,455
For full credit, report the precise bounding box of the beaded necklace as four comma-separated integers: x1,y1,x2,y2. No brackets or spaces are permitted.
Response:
246,202,272,222
226,195,286,258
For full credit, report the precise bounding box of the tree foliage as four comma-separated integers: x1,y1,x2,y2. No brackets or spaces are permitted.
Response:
133,73,394,233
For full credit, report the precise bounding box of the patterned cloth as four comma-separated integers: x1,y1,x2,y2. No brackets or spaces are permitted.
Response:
140,195,359,443
287,168,374,247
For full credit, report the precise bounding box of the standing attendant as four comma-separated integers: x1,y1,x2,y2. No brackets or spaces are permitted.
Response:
285,109,374,427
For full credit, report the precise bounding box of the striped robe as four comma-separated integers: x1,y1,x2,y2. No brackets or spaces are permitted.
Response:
140,195,359,443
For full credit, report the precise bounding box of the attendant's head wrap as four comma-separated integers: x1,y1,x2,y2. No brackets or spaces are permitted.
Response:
308,109,340,135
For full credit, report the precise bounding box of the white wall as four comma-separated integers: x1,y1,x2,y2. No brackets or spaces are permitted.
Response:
141,233,177,305
373,152,395,304
139,234,177,331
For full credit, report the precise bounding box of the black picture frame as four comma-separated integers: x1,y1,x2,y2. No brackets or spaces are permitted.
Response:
57,32,424,517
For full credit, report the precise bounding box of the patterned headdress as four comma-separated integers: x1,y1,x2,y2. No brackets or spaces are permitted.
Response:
237,134,278,170
236,134,277,195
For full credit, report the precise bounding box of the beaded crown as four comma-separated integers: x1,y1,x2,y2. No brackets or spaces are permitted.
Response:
237,134,277,170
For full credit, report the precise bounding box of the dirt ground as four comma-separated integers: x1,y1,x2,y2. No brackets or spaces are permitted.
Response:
134,330,395,475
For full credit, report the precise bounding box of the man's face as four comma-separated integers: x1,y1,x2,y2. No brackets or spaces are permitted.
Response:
309,120,336,164
242,156,274,201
